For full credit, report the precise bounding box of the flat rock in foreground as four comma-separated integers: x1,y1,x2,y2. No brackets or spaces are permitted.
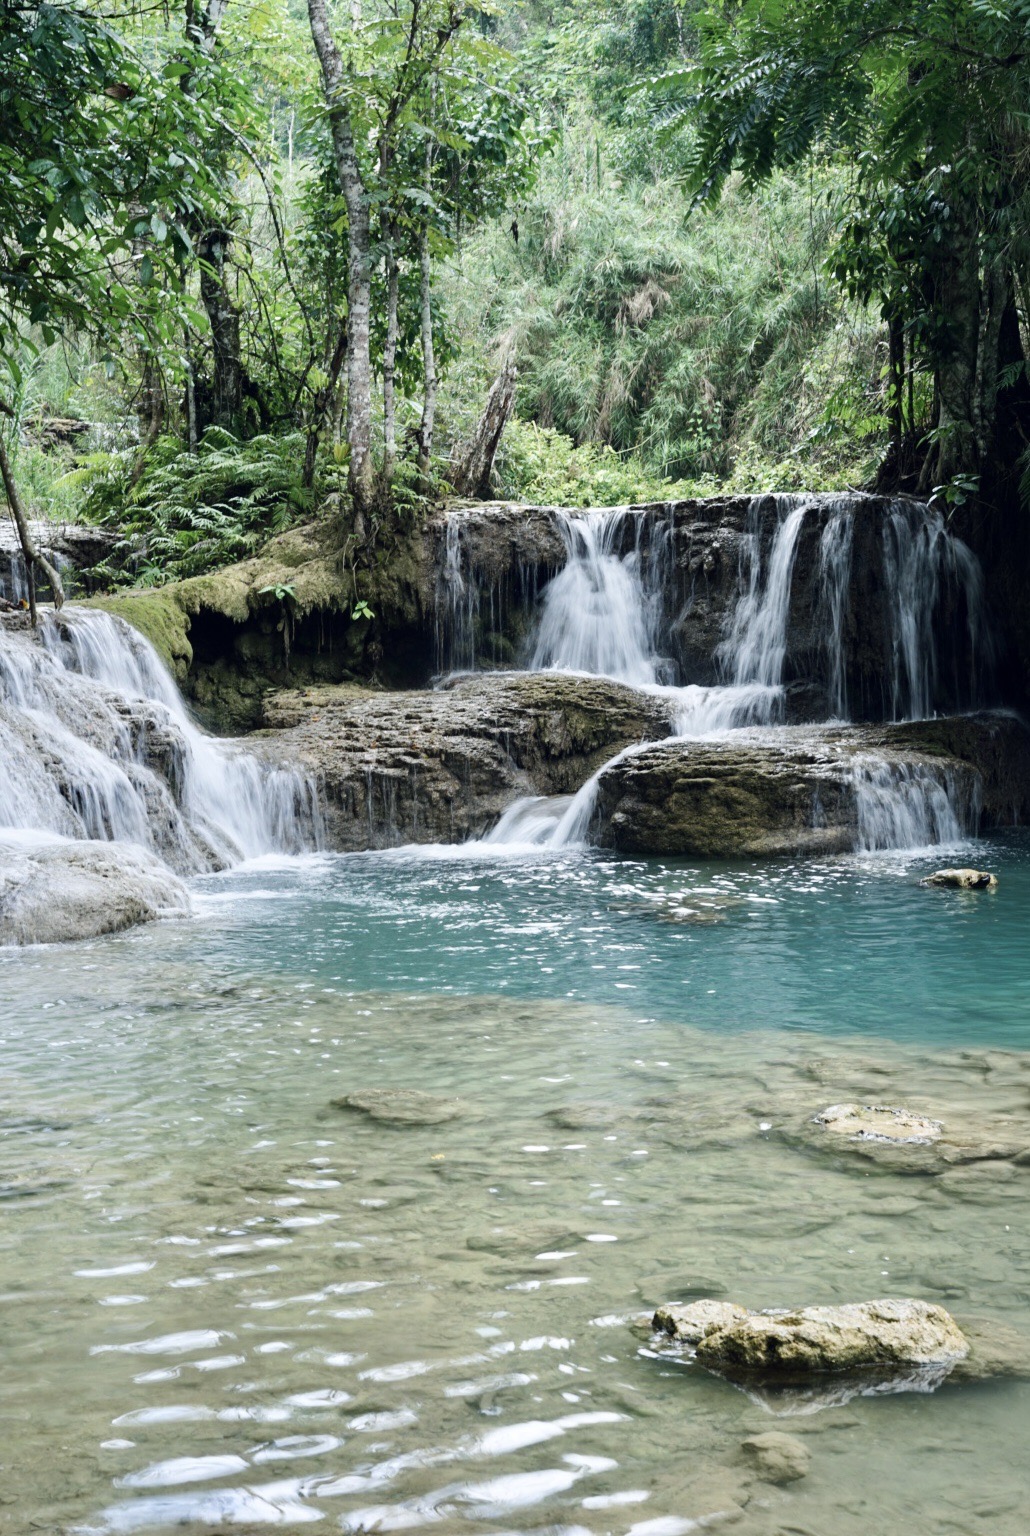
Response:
332,1089,469,1125
0,839,191,946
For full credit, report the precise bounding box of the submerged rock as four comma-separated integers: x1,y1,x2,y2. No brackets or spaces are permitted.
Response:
654,1298,969,1383
332,1088,468,1125
922,867,998,889
740,1430,810,1484
814,1103,943,1144
787,1099,1030,1172
0,839,190,946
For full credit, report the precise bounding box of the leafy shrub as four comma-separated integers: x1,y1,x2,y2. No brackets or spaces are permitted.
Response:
63,428,312,585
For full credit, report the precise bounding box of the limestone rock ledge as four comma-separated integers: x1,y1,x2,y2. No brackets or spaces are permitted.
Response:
590,712,1030,858
258,672,674,850
0,839,191,946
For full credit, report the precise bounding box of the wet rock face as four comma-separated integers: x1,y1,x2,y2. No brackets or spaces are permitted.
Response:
428,494,993,720
260,672,673,850
0,840,190,946
590,713,1030,858
655,1298,970,1381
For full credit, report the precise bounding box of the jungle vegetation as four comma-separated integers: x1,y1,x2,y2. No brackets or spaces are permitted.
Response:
3,0,1030,590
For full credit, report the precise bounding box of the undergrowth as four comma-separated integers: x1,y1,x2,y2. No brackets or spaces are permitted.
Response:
64,428,313,586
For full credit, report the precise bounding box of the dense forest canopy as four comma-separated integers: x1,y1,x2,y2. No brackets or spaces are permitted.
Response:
2,0,1030,592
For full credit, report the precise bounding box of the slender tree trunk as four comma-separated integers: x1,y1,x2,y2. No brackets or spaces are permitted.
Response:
887,314,904,461
416,224,437,478
306,0,374,521
0,409,65,620
303,320,348,490
931,208,981,484
383,230,400,486
452,354,518,499
197,227,245,434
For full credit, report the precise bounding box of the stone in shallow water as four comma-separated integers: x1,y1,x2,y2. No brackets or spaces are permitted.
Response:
815,1103,943,1145
0,839,190,946
740,1429,810,1483
921,867,998,889
654,1298,969,1381
786,1098,1030,1172
332,1088,467,1125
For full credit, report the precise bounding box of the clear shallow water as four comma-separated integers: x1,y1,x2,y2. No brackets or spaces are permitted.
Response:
2,835,1030,1535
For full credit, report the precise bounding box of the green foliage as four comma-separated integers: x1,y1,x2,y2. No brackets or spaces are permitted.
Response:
443,140,884,489
662,0,1030,485
493,418,680,503
69,428,313,586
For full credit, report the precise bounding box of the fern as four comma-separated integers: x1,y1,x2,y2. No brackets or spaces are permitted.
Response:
69,429,313,586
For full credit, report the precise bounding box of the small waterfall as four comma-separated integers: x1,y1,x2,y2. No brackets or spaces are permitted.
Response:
0,609,322,871
852,758,976,852
529,510,671,686
459,490,996,856
718,496,808,695
818,503,855,718
883,502,991,720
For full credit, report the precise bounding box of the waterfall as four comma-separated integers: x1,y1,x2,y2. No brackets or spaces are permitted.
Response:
529,510,671,686
818,502,856,719
717,496,808,694
478,491,994,855
852,758,975,852
882,501,991,721
0,609,322,871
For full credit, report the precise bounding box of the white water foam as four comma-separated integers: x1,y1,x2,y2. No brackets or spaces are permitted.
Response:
0,609,322,871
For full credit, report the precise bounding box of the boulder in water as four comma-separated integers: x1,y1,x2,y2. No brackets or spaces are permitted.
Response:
740,1430,810,1484
814,1103,943,1145
921,867,998,889
654,1297,969,1380
0,840,190,946
332,1088,468,1125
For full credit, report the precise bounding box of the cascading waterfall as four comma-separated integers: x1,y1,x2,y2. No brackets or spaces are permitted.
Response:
818,502,856,719
0,609,322,871
478,492,995,854
852,758,975,852
529,510,671,686
883,500,991,721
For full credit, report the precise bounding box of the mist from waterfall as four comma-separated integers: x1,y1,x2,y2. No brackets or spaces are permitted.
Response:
0,609,322,871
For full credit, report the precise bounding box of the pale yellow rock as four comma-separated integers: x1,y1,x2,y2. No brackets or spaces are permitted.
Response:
693,1298,969,1378
815,1103,943,1144
921,867,997,889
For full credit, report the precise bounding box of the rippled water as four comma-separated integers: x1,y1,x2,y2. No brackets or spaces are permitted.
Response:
3,834,1030,1534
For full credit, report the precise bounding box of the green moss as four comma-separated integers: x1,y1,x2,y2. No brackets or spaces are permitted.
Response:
86,588,193,680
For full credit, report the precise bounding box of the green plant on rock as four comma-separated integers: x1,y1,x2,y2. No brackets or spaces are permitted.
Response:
69,427,313,586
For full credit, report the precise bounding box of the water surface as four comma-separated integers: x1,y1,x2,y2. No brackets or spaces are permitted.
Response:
2,834,1029,1534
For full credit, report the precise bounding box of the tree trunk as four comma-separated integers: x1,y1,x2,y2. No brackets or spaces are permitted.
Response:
452,354,518,499
306,0,374,521
197,227,245,434
416,224,437,479
930,208,981,485
303,320,348,490
0,413,66,621
382,232,400,486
